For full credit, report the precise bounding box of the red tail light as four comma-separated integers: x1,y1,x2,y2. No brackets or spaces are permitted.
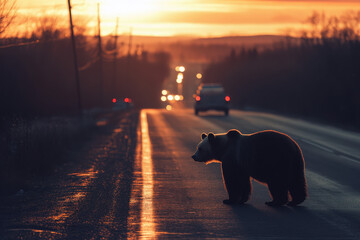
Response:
196,96,201,101
225,96,230,102
124,98,130,103
112,98,117,103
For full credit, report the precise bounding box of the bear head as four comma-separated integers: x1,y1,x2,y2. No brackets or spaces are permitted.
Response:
192,129,241,164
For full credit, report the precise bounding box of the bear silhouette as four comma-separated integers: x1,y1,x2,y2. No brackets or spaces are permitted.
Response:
192,129,307,206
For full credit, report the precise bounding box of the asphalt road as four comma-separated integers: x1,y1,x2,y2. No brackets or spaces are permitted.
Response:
0,110,139,239
129,108,360,239
1,108,359,239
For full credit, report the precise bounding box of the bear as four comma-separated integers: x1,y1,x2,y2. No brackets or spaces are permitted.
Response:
192,129,307,206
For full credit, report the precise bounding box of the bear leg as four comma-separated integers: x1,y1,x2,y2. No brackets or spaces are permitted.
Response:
287,169,307,206
223,176,251,205
222,163,251,205
288,187,306,206
238,175,251,203
266,181,289,206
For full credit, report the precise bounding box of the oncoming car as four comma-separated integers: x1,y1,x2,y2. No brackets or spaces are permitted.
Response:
194,83,230,116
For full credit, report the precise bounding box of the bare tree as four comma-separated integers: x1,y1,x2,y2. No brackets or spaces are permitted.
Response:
304,11,360,44
0,0,16,35
32,15,64,40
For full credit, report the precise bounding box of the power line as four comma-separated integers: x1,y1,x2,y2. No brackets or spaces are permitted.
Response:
0,40,39,49
0,38,70,49
78,56,99,71
102,48,117,55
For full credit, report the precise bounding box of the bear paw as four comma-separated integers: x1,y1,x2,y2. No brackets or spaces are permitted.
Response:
265,200,287,207
287,199,304,206
223,199,246,205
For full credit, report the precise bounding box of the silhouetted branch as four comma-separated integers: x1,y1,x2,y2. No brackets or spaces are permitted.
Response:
0,0,16,35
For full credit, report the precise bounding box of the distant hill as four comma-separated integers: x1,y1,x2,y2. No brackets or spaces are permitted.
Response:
98,34,294,62
101,34,289,47
191,35,289,46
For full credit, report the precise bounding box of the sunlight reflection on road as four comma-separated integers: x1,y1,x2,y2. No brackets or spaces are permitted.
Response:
127,110,156,239
46,166,98,223
140,110,156,239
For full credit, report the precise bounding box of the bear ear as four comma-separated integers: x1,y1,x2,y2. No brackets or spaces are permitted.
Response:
227,129,240,138
201,133,207,140
208,132,215,144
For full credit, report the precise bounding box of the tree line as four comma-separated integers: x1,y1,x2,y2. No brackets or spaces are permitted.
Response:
203,12,360,129
0,13,170,193
0,18,170,117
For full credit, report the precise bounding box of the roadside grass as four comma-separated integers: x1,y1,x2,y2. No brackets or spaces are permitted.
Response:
0,114,97,195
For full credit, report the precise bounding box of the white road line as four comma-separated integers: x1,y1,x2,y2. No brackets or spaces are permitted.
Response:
127,110,156,239
300,138,360,166
140,110,156,239
339,154,360,166
300,138,334,153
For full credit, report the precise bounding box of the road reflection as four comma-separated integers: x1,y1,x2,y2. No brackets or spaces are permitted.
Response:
47,166,98,223
140,110,156,239
127,110,156,239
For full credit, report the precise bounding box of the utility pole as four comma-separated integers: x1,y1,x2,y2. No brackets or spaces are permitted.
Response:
128,27,132,56
97,2,104,107
67,0,82,115
113,17,119,97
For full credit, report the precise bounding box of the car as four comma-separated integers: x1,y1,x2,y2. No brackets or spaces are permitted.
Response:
194,83,230,116
112,97,134,111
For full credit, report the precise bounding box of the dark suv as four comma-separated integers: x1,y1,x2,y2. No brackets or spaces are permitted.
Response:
194,84,230,116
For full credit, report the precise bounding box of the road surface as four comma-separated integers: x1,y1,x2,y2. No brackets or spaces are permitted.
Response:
129,108,360,239
1,108,359,239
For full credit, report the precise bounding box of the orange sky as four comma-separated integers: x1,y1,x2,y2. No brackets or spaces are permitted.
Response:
11,0,360,37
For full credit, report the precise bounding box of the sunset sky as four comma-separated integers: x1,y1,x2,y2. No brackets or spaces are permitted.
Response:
13,0,360,37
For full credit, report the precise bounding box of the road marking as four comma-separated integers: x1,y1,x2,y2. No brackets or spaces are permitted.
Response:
300,138,360,166
127,110,156,239
128,110,156,239
140,110,156,239
338,154,360,166
300,138,334,153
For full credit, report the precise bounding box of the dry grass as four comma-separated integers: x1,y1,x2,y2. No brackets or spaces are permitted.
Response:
0,114,96,194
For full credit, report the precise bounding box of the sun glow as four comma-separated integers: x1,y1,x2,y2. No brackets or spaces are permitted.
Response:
101,0,162,17
12,0,360,37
